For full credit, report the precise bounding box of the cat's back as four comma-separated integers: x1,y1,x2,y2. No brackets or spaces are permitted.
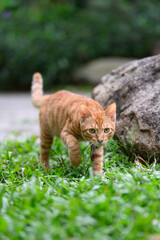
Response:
50,90,87,101
41,90,103,115
47,90,102,112
40,90,103,136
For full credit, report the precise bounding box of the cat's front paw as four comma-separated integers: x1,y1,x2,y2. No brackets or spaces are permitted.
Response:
69,153,81,167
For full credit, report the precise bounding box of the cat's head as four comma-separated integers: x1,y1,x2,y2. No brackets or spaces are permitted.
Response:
80,102,116,146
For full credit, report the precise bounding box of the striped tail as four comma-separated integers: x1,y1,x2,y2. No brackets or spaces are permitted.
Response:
31,73,49,108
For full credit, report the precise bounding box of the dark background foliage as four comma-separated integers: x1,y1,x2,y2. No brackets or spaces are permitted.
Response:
0,0,160,90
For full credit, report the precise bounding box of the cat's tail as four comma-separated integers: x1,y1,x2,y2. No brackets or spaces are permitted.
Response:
31,73,49,108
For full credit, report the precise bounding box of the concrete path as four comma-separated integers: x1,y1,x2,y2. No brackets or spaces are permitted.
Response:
0,91,91,142
0,93,39,142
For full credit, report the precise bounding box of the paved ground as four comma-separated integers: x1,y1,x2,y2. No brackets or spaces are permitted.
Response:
0,93,40,141
0,92,91,142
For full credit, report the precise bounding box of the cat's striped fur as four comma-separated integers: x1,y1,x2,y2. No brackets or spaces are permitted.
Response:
31,73,116,176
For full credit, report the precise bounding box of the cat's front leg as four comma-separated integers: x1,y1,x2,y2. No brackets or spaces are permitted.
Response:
91,144,104,176
61,130,81,167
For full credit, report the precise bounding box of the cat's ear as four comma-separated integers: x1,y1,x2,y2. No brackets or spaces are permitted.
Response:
80,105,93,122
105,102,116,121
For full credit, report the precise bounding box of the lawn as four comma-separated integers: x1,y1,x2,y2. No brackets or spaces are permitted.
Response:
0,136,160,240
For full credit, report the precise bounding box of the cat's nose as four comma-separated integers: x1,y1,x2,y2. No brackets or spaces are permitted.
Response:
97,139,103,144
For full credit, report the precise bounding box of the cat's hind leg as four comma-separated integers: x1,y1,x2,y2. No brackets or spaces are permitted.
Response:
40,130,53,171
91,145,104,176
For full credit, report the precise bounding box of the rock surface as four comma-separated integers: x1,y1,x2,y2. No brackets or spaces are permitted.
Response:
92,55,160,160
72,57,134,85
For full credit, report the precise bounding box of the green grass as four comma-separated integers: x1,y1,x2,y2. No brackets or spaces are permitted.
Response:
48,83,93,95
0,136,160,240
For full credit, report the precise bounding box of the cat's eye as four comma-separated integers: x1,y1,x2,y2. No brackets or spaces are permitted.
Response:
89,128,96,134
104,128,110,133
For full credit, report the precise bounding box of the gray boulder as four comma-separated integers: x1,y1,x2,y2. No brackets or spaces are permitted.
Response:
92,55,160,160
72,57,133,85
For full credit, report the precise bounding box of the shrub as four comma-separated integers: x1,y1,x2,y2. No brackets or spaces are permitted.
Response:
0,0,160,90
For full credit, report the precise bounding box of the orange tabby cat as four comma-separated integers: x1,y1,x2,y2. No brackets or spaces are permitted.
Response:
31,73,116,176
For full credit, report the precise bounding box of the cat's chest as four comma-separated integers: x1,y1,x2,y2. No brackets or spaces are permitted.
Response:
68,121,84,141
74,132,84,141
